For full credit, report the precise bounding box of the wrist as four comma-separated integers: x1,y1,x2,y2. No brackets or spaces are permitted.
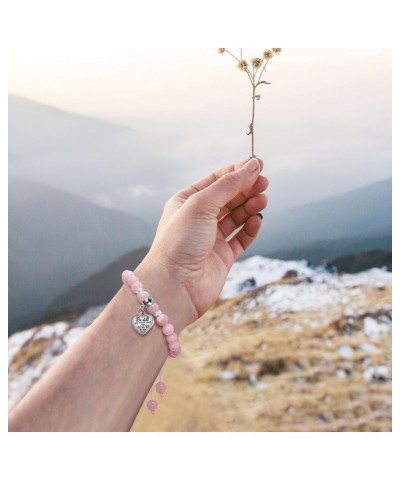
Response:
133,255,198,334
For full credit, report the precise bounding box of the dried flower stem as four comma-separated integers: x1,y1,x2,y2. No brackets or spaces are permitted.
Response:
218,48,281,158
249,83,256,156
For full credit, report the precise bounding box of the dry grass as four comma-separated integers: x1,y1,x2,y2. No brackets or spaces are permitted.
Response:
8,276,391,431
132,280,391,432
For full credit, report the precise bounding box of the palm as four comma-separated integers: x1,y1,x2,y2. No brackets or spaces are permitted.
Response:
151,161,268,319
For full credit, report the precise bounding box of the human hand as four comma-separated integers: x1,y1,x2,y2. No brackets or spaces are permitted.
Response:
138,157,269,328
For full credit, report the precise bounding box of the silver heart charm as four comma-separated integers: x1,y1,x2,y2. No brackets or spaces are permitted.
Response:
131,314,155,335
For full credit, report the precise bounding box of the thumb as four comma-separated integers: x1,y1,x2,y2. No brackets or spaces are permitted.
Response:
194,157,261,214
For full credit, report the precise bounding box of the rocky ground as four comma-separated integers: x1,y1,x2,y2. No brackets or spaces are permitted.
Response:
8,258,392,431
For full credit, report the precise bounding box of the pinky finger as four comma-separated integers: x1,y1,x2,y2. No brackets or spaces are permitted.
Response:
227,215,263,262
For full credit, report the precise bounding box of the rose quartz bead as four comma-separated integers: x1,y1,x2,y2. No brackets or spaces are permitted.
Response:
156,314,169,327
137,291,150,303
166,332,178,343
147,399,158,414
122,270,139,286
147,303,159,315
121,270,132,284
162,324,174,336
169,341,180,352
127,275,139,286
131,281,143,292
156,381,166,396
168,348,180,358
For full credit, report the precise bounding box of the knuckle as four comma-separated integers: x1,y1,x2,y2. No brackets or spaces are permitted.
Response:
222,172,241,191
163,197,174,212
185,192,218,218
185,193,202,212
164,197,173,208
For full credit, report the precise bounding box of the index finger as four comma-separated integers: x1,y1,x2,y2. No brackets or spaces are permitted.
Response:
174,157,264,201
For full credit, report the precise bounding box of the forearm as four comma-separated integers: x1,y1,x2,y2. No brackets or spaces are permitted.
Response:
8,257,195,432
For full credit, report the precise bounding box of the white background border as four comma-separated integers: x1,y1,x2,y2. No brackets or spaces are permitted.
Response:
3,1,395,479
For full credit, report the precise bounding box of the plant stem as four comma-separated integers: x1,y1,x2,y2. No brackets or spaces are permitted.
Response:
251,83,256,157
257,58,270,84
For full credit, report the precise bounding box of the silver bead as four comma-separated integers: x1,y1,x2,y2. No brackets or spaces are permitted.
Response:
142,297,154,308
154,310,162,318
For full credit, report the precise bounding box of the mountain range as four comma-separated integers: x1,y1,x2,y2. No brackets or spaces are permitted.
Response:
8,177,152,333
8,94,182,223
8,95,392,334
8,174,391,334
247,178,392,259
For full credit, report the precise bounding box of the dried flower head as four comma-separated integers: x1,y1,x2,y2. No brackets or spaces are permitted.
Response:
218,48,282,158
263,49,273,59
237,60,249,71
251,57,263,69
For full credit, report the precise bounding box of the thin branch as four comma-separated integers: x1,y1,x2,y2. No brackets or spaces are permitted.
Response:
225,50,241,63
245,68,254,86
257,58,270,85
227,49,253,84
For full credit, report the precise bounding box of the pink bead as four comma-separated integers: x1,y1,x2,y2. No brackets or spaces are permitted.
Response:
131,281,143,292
169,341,180,352
156,314,169,327
168,348,180,358
162,324,174,336
147,399,158,414
166,332,178,343
156,381,166,396
137,291,149,303
127,275,139,286
122,270,139,286
147,303,159,315
121,270,132,284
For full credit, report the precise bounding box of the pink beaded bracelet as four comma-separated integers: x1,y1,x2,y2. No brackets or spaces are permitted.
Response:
121,269,181,414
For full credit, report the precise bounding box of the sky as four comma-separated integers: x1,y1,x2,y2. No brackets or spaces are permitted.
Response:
9,48,392,209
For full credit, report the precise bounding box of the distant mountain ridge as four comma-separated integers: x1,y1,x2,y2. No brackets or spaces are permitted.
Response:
248,178,392,259
8,95,392,335
9,177,152,333
45,246,150,318
269,234,392,265
8,94,181,223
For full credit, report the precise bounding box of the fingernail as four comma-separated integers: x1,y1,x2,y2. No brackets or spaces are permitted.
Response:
256,212,263,220
243,157,259,172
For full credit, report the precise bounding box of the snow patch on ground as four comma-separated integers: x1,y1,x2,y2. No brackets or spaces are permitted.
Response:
258,282,342,313
337,345,354,359
221,255,314,299
364,316,390,341
363,365,391,382
221,257,391,308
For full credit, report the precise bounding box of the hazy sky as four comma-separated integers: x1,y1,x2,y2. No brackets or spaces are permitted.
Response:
9,48,392,209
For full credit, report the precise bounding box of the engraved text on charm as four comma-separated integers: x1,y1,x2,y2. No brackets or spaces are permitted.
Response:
132,314,155,335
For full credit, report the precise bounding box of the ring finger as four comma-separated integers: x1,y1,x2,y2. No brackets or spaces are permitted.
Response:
218,193,268,239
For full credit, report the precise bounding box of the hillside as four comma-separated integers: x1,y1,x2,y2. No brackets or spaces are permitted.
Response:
45,246,150,316
8,94,181,222
8,256,392,431
247,179,391,259
268,234,392,265
8,177,152,333
331,250,392,273
45,241,391,325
